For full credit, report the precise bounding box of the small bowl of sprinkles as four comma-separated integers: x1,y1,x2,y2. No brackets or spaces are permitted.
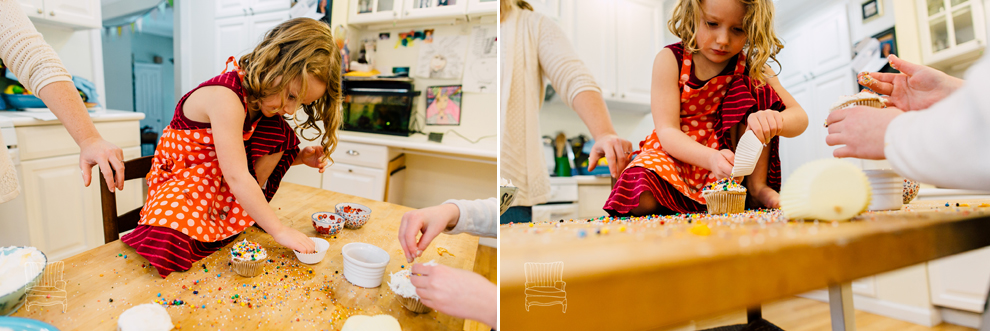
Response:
336,203,372,229
229,239,267,277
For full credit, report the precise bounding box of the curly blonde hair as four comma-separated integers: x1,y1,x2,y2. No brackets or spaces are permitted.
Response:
238,18,343,164
668,0,783,86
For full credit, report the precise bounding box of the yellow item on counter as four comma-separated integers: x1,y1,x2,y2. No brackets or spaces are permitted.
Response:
343,70,382,77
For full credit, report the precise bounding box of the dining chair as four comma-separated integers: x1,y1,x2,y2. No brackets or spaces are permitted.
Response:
100,155,153,243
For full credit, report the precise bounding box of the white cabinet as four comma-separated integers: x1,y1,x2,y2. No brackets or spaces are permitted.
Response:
465,0,497,15
216,0,291,18
916,0,986,68
323,164,386,201
214,10,291,74
776,4,850,88
928,246,990,313
19,0,100,30
402,0,467,20
350,0,401,24
565,0,662,110
778,67,857,181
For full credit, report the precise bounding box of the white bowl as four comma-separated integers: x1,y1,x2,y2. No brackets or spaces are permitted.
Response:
0,247,47,316
341,243,390,288
293,237,330,264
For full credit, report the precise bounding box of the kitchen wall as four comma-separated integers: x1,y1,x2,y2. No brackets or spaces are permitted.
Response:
33,23,106,107
103,30,175,115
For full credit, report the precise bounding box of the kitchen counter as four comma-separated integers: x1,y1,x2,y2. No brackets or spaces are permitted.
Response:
0,109,145,126
339,130,496,160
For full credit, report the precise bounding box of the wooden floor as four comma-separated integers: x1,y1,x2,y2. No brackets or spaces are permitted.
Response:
683,297,975,331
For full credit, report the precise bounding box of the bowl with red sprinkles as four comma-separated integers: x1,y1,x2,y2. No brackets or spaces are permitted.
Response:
335,203,372,229
311,212,345,236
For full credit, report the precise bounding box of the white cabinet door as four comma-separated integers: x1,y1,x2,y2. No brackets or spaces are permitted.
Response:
323,164,386,201
809,67,855,162
777,29,810,88
215,16,251,74
249,0,291,15
18,0,44,18
350,0,401,24
569,0,615,98
807,6,851,76
44,0,100,29
402,0,467,20
216,0,250,18
928,246,990,313
778,81,812,182
465,0,497,15
614,0,662,105
21,154,95,261
249,10,291,47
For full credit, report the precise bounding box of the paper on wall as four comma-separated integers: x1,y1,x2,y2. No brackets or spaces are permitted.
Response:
462,25,496,93
415,35,468,80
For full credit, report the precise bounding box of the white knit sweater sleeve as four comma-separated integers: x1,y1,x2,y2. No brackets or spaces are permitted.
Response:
442,198,497,238
884,56,990,190
532,12,601,108
0,0,73,94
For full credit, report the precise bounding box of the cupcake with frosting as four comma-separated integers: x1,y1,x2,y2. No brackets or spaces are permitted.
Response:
388,262,437,313
229,239,266,277
829,90,887,111
702,178,747,214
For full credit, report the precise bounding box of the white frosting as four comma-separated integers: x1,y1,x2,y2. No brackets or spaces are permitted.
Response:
0,246,44,297
388,269,419,299
0,327,15,331
828,91,886,111
341,315,401,331
117,303,174,331
500,177,514,187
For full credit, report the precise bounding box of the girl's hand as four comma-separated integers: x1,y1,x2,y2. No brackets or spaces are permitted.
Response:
298,146,328,173
410,263,497,327
398,204,460,263
859,54,964,111
708,149,735,179
747,110,783,144
271,225,316,253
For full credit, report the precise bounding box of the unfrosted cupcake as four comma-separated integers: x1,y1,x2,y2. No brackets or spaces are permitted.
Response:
828,90,887,111
388,269,430,313
702,178,747,215
230,239,266,277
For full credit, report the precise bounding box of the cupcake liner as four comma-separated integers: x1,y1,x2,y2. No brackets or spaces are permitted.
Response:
780,159,871,221
703,191,746,215
396,294,430,313
731,130,764,177
231,258,264,277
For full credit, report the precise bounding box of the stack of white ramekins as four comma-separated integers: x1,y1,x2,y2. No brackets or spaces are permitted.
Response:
342,243,390,288
864,169,903,211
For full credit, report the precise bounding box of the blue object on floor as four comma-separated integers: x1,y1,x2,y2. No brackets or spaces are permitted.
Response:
0,317,60,331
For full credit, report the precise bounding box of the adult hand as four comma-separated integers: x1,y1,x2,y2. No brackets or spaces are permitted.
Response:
587,134,633,178
825,106,904,159
410,263,497,327
747,110,783,144
79,137,125,192
859,54,964,111
271,225,315,253
708,149,735,179
297,146,328,173
398,204,459,263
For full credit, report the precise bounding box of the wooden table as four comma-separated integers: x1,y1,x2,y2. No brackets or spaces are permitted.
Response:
12,183,480,331
500,199,990,330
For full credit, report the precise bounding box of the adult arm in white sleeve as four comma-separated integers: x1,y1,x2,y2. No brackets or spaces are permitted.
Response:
884,57,990,189
443,198,497,238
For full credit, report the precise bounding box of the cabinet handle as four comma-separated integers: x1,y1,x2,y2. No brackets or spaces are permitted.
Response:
37,9,42,14
610,92,615,97
621,93,626,98
393,11,398,17
404,10,410,16
346,149,360,156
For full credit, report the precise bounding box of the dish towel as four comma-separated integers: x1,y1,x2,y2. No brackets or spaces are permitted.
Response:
0,134,19,204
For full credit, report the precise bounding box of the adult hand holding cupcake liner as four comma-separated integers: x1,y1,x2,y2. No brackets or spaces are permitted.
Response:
409,263,497,328
398,204,459,263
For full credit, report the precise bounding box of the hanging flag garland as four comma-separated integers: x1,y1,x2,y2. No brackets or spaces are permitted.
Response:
104,0,172,38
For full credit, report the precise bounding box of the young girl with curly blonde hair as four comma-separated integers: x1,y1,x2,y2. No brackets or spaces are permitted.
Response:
123,18,342,277
605,0,808,216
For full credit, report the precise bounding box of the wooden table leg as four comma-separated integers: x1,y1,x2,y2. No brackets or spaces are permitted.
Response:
746,306,762,323
828,283,856,331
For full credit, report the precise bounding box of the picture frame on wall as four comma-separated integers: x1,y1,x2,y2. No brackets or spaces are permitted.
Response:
862,0,882,23
425,85,462,126
874,27,898,73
